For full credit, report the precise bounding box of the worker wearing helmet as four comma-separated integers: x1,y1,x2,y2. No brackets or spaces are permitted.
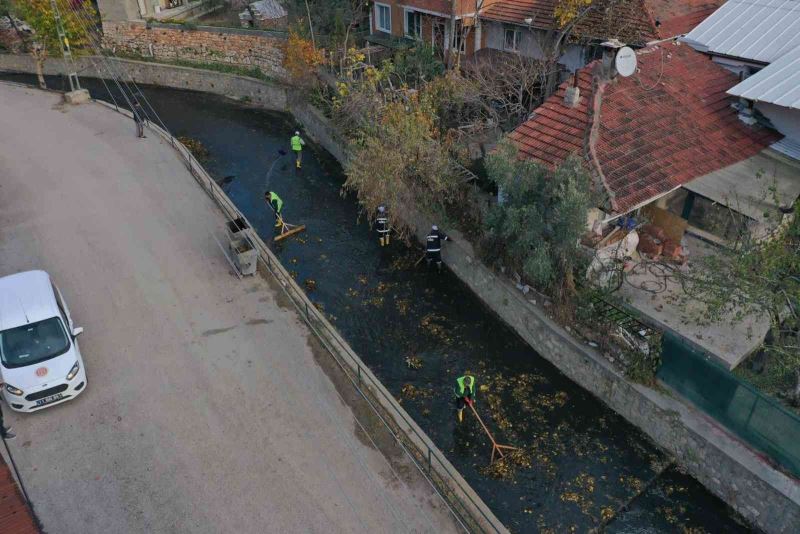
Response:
290,130,305,169
376,205,390,247
425,224,450,271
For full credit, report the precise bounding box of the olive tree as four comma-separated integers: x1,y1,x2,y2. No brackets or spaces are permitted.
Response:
484,141,592,301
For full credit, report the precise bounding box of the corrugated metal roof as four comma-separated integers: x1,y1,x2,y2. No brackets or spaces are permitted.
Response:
728,44,800,108
683,0,800,64
771,137,800,160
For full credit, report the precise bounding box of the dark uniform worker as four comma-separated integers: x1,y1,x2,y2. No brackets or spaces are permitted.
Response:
375,205,390,247
0,401,15,440
454,374,476,423
425,225,450,271
265,191,284,228
133,101,146,139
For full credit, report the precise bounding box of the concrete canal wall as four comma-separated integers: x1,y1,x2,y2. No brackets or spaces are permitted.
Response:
0,55,288,110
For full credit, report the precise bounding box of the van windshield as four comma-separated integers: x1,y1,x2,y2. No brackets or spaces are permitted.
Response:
0,317,70,368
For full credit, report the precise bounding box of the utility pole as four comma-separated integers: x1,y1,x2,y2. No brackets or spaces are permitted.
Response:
49,0,89,103
50,0,79,91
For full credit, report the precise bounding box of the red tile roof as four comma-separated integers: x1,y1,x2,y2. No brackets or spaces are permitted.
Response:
508,41,781,214
0,456,39,534
480,0,721,40
644,0,723,37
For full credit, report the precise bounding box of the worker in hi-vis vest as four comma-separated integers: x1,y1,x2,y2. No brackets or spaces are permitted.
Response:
454,374,476,423
266,191,283,228
290,131,305,169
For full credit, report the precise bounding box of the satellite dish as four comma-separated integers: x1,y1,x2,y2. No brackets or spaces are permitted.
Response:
615,46,637,77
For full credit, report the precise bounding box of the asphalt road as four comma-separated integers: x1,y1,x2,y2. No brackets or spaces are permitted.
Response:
0,82,458,534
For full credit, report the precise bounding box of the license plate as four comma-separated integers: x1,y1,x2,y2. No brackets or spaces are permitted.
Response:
35,393,64,407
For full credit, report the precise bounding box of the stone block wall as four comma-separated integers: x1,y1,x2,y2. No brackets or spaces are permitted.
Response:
101,20,286,80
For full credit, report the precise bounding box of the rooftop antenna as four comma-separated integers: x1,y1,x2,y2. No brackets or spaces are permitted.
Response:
615,46,638,77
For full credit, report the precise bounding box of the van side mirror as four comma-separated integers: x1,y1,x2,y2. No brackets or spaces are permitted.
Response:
72,327,84,337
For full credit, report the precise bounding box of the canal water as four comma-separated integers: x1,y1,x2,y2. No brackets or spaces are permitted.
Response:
3,74,754,533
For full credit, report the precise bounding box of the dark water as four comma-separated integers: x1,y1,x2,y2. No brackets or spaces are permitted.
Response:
3,73,754,533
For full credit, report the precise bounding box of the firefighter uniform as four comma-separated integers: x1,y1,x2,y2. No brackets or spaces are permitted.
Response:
376,205,390,247
426,225,449,270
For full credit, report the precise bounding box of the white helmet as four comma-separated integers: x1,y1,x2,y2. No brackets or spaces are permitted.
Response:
295,131,300,136
431,225,438,231
378,205,386,213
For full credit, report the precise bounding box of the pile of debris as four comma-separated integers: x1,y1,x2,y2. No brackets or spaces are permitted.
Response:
239,0,287,30
0,16,33,54
585,205,691,290
636,223,687,263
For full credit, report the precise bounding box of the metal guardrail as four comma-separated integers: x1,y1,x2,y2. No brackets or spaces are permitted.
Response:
96,100,506,534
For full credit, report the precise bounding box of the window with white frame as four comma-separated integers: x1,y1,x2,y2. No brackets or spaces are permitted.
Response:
405,9,422,40
451,21,466,53
375,3,391,33
504,28,521,52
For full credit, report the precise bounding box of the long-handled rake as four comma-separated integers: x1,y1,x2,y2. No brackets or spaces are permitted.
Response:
467,401,518,465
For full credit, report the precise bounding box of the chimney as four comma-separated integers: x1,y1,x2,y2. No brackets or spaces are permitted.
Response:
564,73,580,107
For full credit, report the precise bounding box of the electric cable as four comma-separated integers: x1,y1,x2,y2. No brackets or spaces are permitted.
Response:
59,0,169,135
53,0,139,114
56,0,143,112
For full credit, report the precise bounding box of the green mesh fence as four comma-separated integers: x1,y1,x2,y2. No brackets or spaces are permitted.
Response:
658,332,800,479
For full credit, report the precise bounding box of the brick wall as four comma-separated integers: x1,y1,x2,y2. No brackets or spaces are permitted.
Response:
102,20,287,80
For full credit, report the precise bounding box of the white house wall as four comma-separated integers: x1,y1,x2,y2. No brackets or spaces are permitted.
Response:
756,102,800,143
559,44,585,72
482,21,586,71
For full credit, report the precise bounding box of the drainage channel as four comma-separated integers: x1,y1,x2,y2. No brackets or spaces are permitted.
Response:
6,73,756,533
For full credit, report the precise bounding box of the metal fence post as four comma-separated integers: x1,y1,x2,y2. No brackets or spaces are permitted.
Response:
428,447,432,473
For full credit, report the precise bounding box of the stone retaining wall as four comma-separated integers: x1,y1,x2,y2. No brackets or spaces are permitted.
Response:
102,20,286,80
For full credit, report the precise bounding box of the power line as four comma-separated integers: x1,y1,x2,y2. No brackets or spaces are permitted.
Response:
53,0,138,114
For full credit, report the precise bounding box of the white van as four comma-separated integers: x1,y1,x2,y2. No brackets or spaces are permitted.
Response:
0,271,87,412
